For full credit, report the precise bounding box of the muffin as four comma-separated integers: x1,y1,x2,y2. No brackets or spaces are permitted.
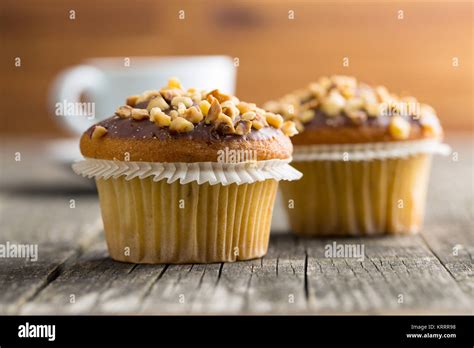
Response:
265,75,449,236
73,78,302,263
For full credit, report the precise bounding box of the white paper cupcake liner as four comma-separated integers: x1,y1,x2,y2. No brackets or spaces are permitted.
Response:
72,158,302,186
293,139,451,161
281,155,433,236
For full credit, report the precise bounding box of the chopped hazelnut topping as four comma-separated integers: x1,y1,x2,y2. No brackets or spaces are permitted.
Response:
215,113,236,134
265,112,284,129
170,117,194,133
115,105,132,118
264,75,442,136
183,106,204,123
308,83,327,99
340,86,355,99
167,77,183,90
206,89,231,103
300,109,315,123
321,91,346,116
365,103,381,117
91,125,107,139
147,96,169,111
205,98,222,124
235,120,252,135
126,95,140,107
171,96,193,108
252,120,264,130
281,121,298,137
131,108,149,120
389,116,411,140
177,102,187,115
150,107,171,127
117,78,299,137
169,110,179,119
237,102,255,114
189,92,202,104
135,90,161,104
419,106,442,137
375,86,391,102
199,100,211,116
222,102,240,120
344,98,364,113
333,75,357,89
160,88,184,102
241,111,256,121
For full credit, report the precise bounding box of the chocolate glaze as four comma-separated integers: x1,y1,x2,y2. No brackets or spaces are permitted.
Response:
302,109,421,132
296,83,424,131
86,116,284,143
86,96,286,143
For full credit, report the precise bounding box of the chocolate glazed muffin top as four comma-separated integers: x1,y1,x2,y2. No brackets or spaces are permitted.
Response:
80,78,297,162
264,75,443,145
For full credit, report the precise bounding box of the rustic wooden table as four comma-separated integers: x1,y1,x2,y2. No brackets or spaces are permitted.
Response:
0,134,472,315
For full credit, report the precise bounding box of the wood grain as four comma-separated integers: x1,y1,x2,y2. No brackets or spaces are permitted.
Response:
0,133,472,314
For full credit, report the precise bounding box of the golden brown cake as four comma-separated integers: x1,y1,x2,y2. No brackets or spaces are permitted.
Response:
74,78,302,263
265,75,447,236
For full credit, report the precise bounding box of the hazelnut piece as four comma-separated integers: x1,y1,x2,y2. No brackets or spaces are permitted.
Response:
115,105,132,118
235,120,252,135
131,108,149,120
237,102,256,114
205,98,222,124
281,121,298,137
171,96,193,108
241,111,256,121
183,106,204,123
167,77,183,90
170,117,194,133
265,112,284,129
147,96,169,111
91,125,107,139
321,91,346,116
150,108,171,127
199,100,211,116
389,116,410,140
215,113,236,134
300,109,315,123
251,120,264,130
126,95,140,107
206,89,231,103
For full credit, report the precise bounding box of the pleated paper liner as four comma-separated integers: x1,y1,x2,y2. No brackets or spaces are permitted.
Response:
96,177,278,263
281,139,450,236
73,158,302,264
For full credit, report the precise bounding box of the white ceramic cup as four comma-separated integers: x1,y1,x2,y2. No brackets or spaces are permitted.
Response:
50,56,236,135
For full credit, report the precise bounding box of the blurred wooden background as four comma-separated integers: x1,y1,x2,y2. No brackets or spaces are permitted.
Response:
1,0,472,136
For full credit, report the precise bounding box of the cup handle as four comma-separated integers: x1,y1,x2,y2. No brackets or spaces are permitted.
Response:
49,65,106,135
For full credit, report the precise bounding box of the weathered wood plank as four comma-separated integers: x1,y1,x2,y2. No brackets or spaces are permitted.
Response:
237,233,307,314
422,224,473,297
0,194,102,314
421,137,474,298
18,238,168,314
305,235,472,314
0,244,76,314
0,194,100,245
1,135,472,314
141,262,222,314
